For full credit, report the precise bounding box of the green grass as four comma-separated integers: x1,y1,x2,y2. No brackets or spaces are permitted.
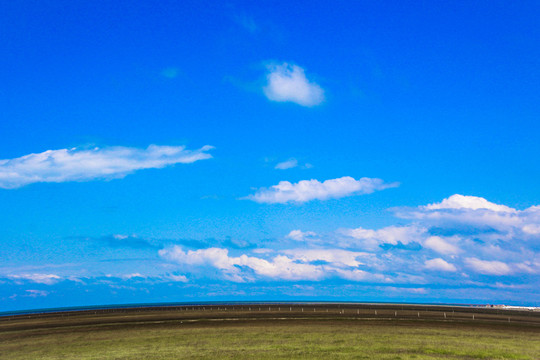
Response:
1,320,538,359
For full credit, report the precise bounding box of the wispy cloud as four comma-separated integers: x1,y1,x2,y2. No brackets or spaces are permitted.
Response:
263,62,324,106
166,274,189,282
340,225,424,250
24,290,49,298
287,230,317,241
274,158,298,170
7,273,61,285
99,234,159,249
245,176,398,204
0,144,213,189
234,14,258,33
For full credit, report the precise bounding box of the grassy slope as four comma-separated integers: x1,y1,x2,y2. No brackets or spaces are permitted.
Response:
1,319,539,360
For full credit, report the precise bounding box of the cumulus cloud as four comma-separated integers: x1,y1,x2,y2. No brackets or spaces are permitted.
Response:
245,176,398,204
263,63,324,106
159,246,387,283
465,258,512,275
156,194,538,292
275,158,298,170
423,194,514,212
425,258,457,272
396,194,540,237
0,144,213,189
327,194,539,279
159,246,325,281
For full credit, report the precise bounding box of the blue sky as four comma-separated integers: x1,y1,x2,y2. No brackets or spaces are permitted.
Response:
1,1,539,312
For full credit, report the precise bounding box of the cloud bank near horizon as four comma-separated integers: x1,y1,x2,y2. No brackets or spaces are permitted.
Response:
157,195,539,289
0,144,213,189
2,195,539,307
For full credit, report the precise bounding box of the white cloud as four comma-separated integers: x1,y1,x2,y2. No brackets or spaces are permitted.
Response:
342,225,424,249
465,258,512,275
252,248,274,254
287,230,317,241
159,246,387,283
522,224,540,235
423,236,461,255
263,63,324,106
246,255,325,281
8,273,61,285
424,194,515,212
245,176,398,204
515,261,540,274
0,144,213,189
121,273,146,279
153,194,540,290
159,246,325,281
166,274,189,282
275,158,298,170
282,249,370,268
425,258,457,272
332,268,381,281
396,194,540,238
160,247,228,267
